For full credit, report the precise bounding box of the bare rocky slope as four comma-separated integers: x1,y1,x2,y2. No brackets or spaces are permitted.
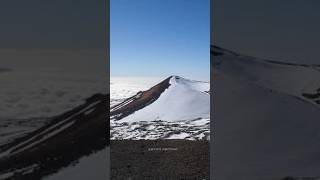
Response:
0,94,109,180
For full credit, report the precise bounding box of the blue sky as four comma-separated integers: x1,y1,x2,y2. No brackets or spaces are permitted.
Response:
111,0,210,80
213,0,320,64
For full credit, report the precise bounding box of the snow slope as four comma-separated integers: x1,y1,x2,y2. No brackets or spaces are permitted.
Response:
119,76,210,123
212,45,320,180
213,45,320,106
110,76,210,140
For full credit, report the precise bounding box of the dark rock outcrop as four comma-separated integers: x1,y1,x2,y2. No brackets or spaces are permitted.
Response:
110,76,171,120
0,93,109,179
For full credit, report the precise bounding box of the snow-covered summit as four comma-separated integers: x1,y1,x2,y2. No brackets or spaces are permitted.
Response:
169,75,209,93
114,75,210,123
110,75,210,140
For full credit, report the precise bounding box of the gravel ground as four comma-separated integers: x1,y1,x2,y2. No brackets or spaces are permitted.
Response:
111,140,209,180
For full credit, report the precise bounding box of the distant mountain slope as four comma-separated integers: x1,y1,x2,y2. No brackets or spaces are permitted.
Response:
110,76,172,120
0,94,109,180
111,75,210,122
212,45,320,106
110,76,210,140
212,45,320,180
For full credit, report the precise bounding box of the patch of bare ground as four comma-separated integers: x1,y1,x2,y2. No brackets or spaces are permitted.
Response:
111,140,209,180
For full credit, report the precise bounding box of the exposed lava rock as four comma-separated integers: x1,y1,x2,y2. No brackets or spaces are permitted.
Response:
110,76,171,120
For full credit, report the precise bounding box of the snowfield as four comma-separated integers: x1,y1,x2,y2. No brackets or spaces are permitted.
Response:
110,76,210,140
212,45,320,180
119,76,210,122
111,118,210,140
213,46,320,106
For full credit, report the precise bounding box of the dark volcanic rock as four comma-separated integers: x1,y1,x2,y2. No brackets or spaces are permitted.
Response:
110,76,171,120
0,93,109,179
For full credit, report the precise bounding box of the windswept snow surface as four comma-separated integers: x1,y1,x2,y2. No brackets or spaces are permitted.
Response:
110,76,210,140
111,118,210,140
119,76,210,123
213,46,320,106
212,46,320,180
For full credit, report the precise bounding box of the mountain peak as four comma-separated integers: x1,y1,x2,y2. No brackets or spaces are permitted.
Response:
111,75,210,122
169,75,191,85
169,75,183,79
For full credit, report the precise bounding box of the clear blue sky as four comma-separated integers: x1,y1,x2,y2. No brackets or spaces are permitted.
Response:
111,0,210,80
